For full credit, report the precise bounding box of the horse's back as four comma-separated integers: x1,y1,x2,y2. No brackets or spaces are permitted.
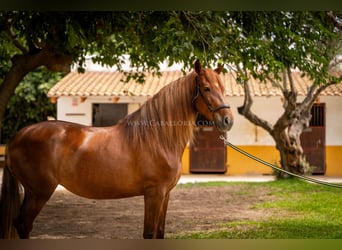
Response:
8,120,89,161
7,120,146,199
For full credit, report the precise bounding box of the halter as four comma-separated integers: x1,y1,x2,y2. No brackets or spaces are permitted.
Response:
192,76,230,113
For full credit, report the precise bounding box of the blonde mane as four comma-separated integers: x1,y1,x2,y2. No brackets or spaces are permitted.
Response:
119,72,197,156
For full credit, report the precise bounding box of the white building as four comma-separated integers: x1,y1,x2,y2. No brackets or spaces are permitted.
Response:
48,60,342,176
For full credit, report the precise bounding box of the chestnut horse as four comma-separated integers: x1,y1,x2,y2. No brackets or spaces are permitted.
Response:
0,60,233,239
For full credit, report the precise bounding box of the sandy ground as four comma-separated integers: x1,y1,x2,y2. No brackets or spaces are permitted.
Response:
27,183,276,239
1,168,341,239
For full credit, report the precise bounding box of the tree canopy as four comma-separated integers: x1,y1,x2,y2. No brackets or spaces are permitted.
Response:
1,11,340,78
2,69,62,140
0,11,341,144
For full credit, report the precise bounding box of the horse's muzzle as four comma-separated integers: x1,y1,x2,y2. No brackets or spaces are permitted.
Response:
214,111,233,132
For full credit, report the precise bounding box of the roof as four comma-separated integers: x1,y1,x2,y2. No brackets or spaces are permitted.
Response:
48,70,342,98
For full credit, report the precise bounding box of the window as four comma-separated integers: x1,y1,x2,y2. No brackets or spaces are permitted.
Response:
309,103,325,127
92,103,128,126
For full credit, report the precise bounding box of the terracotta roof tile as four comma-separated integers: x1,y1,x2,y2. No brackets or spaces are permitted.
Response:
48,71,342,98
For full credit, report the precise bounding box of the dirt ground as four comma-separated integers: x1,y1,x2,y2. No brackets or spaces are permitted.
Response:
27,184,276,239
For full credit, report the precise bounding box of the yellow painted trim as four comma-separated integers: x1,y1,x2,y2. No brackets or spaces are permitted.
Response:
181,145,342,176
0,145,5,155
325,146,342,176
181,146,277,175
181,147,190,174
226,146,276,175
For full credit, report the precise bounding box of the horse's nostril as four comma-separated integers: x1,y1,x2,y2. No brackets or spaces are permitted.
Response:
224,116,230,126
223,116,233,130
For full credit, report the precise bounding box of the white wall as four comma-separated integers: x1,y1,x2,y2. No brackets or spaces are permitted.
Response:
57,96,92,125
226,95,342,146
57,95,342,146
226,96,283,146
320,96,342,146
57,96,145,126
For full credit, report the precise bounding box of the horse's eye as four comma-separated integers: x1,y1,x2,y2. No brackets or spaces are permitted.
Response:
203,87,211,92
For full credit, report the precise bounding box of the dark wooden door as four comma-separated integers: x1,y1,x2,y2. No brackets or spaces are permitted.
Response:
93,103,127,126
300,103,326,174
190,125,227,173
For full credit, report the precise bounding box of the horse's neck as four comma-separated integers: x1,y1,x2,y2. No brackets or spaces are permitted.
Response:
163,73,196,122
159,74,197,154
119,73,197,156
148,73,197,155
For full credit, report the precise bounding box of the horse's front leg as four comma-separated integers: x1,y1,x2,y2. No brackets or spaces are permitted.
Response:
143,188,170,239
157,192,170,238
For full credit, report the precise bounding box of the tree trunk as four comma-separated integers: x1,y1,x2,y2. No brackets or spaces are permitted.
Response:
274,128,304,178
270,102,316,178
0,56,33,141
0,48,71,142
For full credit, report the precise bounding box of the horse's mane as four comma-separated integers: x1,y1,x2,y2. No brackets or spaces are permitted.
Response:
119,72,197,155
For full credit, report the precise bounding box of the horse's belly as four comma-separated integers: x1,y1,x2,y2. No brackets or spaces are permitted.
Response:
59,165,144,199
61,178,144,200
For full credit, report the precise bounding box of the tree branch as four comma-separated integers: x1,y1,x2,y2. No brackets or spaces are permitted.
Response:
237,79,274,134
266,75,284,92
181,11,210,50
7,25,29,54
0,46,72,126
298,74,342,131
315,74,342,99
282,69,287,91
327,11,342,32
272,71,299,137
329,57,342,70
287,68,296,94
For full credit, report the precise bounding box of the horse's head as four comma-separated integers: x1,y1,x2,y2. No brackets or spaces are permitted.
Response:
192,60,234,132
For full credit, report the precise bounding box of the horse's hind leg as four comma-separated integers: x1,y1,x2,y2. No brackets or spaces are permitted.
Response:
14,185,56,239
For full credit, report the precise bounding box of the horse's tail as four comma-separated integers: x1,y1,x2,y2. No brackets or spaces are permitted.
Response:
0,150,21,239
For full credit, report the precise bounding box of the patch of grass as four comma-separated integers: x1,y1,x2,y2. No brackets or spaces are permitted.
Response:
174,219,342,239
172,179,342,239
178,181,237,188
177,180,261,197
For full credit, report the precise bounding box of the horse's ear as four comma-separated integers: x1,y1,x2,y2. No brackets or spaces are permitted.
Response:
215,64,224,74
194,59,201,74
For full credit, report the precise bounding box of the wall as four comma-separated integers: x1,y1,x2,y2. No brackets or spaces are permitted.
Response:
320,96,342,146
57,96,145,126
227,96,283,146
182,95,342,176
57,96,91,125
320,96,342,176
56,95,342,176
